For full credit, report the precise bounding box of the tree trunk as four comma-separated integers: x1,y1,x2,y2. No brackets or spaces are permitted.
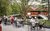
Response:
48,0,50,21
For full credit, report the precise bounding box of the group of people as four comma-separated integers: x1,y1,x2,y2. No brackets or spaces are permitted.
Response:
3,15,18,25
2,15,23,27
30,17,39,28
0,15,15,25
30,17,45,29
0,15,45,29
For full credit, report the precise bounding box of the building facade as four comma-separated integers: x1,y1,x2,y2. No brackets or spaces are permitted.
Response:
27,0,48,16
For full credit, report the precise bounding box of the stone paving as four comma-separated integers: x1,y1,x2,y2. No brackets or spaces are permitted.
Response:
1,24,50,31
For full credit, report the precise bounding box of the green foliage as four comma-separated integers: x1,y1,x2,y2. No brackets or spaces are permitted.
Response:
39,20,50,26
38,19,43,24
6,5,12,15
37,5,48,11
11,0,31,17
0,0,31,18
45,20,50,26
0,0,13,16
11,3,21,14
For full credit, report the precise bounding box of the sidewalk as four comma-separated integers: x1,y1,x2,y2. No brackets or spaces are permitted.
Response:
1,23,50,31
1,24,31,31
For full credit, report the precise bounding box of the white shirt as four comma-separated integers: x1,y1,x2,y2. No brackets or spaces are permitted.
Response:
30,18,36,26
35,18,39,23
14,17,17,21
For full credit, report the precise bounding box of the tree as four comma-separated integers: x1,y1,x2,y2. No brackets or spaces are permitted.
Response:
48,0,50,21
13,0,33,22
0,0,6,16
0,0,12,16
11,2,21,14
11,0,33,22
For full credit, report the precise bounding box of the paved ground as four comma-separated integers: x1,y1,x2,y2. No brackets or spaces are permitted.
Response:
1,24,50,31
2,24,31,31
